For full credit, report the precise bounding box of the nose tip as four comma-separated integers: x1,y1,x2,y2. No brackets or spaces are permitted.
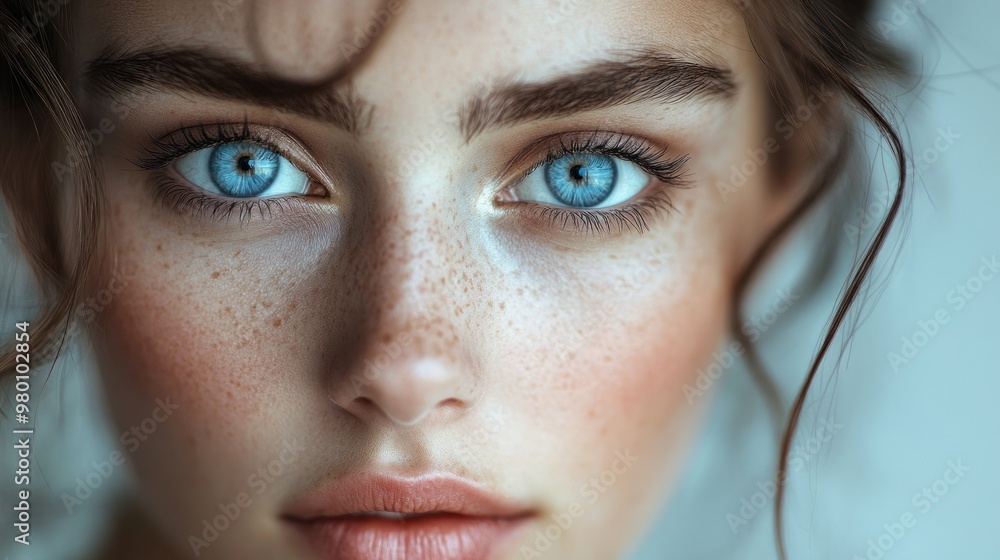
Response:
332,356,473,425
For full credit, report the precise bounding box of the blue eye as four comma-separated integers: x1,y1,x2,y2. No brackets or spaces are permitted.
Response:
514,152,652,209
209,143,279,197
544,153,616,207
174,142,310,198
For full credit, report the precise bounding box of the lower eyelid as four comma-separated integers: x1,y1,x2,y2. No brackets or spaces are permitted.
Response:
146,170,322,225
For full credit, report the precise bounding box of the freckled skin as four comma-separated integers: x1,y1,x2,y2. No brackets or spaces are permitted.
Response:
71,0,794,558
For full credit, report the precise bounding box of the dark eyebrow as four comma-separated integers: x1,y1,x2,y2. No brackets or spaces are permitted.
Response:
83,46,373,133
459,51,736,140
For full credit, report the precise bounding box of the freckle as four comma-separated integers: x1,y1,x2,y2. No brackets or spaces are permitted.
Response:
211,271,220,279
471,164,478,172
273,318,282,328
263,301,272,308
500,301,506,310
156,244,162,251
225,306,232,313
163,263,170,269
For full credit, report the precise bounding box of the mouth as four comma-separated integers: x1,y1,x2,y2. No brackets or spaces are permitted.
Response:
284,474,535,560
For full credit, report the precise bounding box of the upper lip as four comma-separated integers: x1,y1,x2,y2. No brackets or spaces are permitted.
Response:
284,473,534,520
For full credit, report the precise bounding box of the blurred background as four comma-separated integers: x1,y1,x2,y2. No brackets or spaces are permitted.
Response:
1,0,998,559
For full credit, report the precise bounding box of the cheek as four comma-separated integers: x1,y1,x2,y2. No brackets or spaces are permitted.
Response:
483,226,731,550
90,206,338,552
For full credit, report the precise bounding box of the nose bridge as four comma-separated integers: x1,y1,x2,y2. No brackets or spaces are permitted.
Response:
328,199,478,425
371,198,462,332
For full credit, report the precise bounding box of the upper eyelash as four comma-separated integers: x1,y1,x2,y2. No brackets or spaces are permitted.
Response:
132,119,280,170
516,130,691,186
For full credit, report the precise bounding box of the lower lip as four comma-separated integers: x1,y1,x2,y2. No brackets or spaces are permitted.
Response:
292,513,531,560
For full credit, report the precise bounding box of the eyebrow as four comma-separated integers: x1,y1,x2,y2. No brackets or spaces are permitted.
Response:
459,51,737,140
83,46,372,133
84,46,735,140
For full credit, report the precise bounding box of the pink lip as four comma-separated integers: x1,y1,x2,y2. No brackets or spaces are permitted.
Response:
285,474,535,560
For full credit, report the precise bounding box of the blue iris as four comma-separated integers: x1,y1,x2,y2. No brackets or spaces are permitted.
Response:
544,154,617,207
208,143,280,197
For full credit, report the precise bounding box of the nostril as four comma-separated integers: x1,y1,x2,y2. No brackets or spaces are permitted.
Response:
329,354,478,426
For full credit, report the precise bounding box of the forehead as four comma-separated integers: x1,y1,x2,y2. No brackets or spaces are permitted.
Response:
72,0,747,83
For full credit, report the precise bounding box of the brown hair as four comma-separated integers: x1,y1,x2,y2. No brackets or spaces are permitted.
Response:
0,0,908,557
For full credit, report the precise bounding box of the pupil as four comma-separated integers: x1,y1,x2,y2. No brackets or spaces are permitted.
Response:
569,164,587,182
237,155,255,174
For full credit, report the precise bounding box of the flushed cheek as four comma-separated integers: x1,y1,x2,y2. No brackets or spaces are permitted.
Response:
498,254,729,557
90,236,330,551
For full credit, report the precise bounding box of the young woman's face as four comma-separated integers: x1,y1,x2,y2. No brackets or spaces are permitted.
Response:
70,0,786,558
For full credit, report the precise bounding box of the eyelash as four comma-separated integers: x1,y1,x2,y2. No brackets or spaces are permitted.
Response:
508,131,689,235
133,123,690,233
134,120,272,169
133,120,312,223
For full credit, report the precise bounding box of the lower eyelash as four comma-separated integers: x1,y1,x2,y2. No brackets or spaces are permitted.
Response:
527,189,676,236
150,176,301,224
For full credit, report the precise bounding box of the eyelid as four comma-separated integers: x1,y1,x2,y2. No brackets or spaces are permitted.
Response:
135,122,337,200
495,130,686,193
494,130,688,207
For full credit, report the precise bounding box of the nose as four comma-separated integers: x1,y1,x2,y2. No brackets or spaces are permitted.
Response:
325,199,481,426
331,347,477,425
